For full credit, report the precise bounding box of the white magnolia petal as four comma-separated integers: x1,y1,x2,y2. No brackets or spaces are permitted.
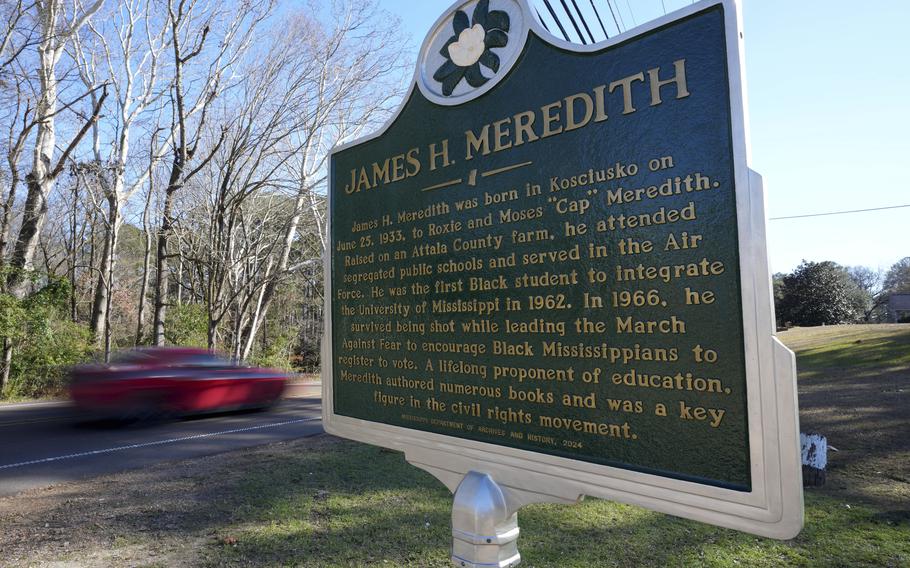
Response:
449,23,487,67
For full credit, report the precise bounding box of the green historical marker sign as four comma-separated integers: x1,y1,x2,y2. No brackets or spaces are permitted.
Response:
324,0,802,550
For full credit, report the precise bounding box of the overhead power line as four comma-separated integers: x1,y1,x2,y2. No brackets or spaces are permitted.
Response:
570,0,597,43
535,8,553,34
769,204,910,221
608,0,625,31
624,0,637,26
542,0,571,41
588,0,609,39
604,0,622,33
558,0,588,43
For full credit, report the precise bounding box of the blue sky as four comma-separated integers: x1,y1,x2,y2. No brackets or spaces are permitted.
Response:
379,0,908,275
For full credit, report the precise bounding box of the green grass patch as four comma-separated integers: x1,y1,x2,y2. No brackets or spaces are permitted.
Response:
199,438,909,568
779,324,910,375
7,324,907,566
194,326,910,566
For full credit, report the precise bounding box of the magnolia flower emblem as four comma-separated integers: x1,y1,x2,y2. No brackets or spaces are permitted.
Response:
433,0,510,96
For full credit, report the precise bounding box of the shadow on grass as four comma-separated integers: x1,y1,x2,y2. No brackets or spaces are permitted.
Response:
3,436,908,567
780,327,910,510
195,439,909,568
798,339,910,372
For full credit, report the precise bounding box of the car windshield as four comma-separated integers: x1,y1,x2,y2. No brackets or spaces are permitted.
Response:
109,351,157,365
178,354,231,367
108,350,231,367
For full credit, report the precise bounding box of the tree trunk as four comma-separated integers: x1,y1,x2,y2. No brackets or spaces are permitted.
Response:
208,316,219,351
136,195,154,345
7,4,61,298
90,197,120,353
87,207,97,311
238,191,309,360
7,0,106,297
152,170,180,345
69,182,79,321
240,281,269,360
0,339,12,392
152,193,173,346
175,255,183,306
7,173,51,297
0,167,20,268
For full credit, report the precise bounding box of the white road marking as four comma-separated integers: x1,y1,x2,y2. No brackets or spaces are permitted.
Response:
0,400,69,410
0,417,321,471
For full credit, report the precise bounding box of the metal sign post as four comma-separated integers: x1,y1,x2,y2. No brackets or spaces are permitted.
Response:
451,471,521,568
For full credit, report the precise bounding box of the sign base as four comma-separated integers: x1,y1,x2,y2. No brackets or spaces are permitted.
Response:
451,471,521,568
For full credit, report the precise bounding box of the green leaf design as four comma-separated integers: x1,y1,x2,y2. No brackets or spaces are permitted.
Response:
439,36,457,58
441,66,467,96
472,0,490,28
433,59,460,81
478,50,500,73
464,64,489,88
453,10,469,34
486,10,510,32
485,29,508,48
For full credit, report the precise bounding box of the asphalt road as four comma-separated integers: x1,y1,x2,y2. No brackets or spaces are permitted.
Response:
0,393,323,497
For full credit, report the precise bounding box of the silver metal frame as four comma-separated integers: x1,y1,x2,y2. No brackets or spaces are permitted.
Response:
451,471,522,567
323,0,803,542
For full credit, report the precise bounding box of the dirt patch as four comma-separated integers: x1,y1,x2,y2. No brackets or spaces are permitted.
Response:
0,435,337,568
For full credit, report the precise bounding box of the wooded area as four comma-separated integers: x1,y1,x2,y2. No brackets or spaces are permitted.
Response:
0,0,407,397
774,257,910,328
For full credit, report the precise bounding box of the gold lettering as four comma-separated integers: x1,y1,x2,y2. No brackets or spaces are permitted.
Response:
592,85,608,122
371,159,390,186
564,92,594,131
493,117,513,152
541,101,563,138
465,124,490,160
648,59,690,106
609,72,645,115
514,110,539,146
405,147,421,176
429,140,449,171
357,167,371,191
390,154,405,181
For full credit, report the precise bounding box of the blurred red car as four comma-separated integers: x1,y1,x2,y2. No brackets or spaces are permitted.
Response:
69,347,288,421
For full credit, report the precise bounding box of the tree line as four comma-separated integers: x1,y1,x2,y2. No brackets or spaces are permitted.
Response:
0,0,407,397
774,257,910,328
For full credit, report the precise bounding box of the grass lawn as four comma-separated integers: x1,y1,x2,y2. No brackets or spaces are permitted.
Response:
2,434,905,568
202,438,909,568
0,325,907,567
779,325,909,511
781,324,910,375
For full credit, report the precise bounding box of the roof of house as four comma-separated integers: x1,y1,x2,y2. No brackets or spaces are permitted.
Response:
888,294,910,311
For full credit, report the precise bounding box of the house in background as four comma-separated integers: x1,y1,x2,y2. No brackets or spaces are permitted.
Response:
887,294,910,323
